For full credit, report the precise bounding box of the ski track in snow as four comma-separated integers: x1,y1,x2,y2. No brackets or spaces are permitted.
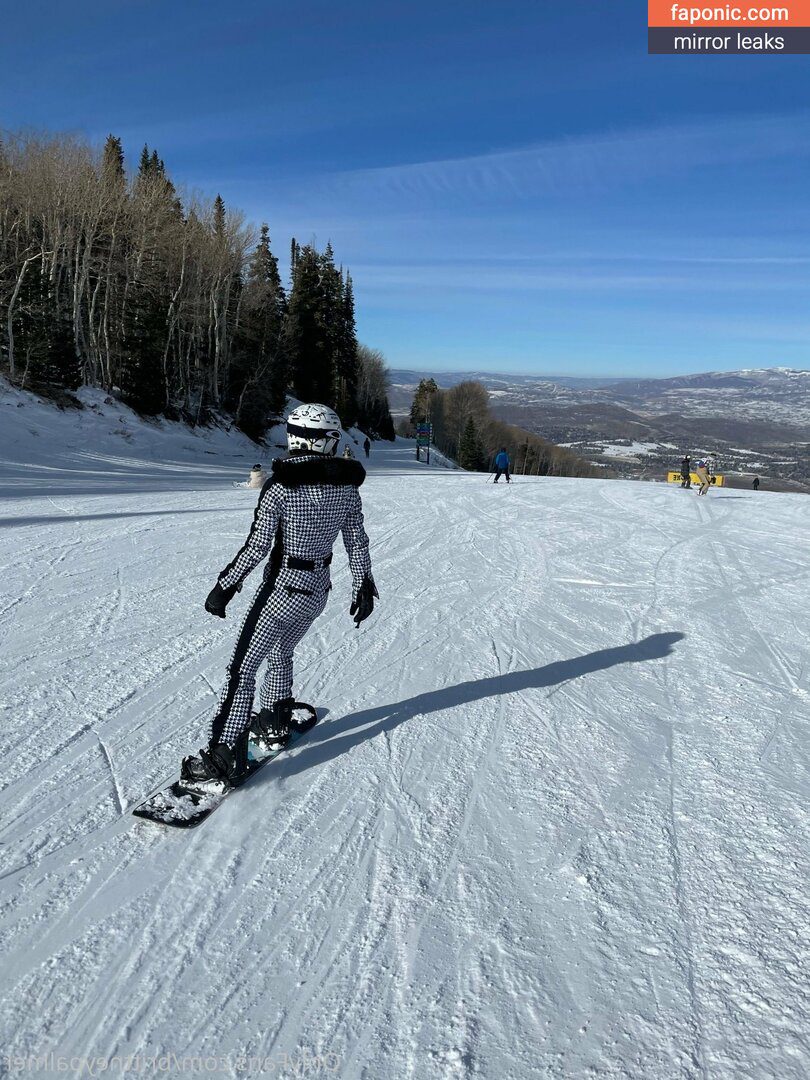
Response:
0,434,809,1079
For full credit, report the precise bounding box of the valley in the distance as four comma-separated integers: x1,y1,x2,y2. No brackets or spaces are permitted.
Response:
389,367,810,491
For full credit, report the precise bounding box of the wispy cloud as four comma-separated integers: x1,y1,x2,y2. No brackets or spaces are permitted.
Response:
326,112,810,201
487,253,810,266
349,261,810,294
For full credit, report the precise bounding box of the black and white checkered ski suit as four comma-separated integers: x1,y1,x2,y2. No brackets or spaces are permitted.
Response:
209,454,372,746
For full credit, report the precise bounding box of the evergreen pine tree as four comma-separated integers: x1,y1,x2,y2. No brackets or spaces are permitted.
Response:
213,195,226,237
409,378,439,428
458,416,487,471
367,393,396,440
332,265,359,426
101,135,126,191
283,244,333,403
228,224,288,438
290,238,299,281
119,289,166,414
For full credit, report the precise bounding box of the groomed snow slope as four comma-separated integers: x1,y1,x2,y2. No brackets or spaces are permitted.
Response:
0,399,809,1079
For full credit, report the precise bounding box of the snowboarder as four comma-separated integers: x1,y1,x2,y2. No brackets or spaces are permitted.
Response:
753,476,760,491
247,463,266,489
680,455,691,488
694,458,711,496
180,403,378,793
342,444,354,460
493,448,511,484
363,437,371,459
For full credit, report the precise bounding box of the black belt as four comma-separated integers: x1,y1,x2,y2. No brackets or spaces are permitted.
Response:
283,554,332,571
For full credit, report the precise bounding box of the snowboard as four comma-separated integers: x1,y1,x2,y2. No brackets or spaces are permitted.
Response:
132,704,318,829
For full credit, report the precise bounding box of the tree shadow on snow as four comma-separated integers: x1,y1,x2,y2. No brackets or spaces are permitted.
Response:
0,506,247,529
266,631,685,783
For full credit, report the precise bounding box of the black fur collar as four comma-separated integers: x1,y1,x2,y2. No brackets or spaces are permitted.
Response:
271,455,366,488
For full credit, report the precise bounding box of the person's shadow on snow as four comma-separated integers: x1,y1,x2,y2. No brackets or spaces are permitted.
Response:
259,632,685,783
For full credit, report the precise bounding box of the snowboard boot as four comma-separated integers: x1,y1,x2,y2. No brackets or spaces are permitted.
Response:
252,697,295,755
180,731,249,794
290,702,318,732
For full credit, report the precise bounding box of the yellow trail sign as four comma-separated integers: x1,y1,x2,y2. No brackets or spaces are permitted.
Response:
667,471,725,487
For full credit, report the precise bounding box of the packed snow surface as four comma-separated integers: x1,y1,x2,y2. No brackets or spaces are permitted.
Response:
1,389,809,1079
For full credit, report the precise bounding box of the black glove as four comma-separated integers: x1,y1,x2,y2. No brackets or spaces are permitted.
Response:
350,576,379,628
205,581,238,619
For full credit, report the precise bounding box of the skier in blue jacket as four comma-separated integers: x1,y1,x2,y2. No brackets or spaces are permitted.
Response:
493,448,511,484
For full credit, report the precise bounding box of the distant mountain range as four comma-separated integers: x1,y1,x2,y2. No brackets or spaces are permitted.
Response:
389,367,810,490
387,369,637,395
389,366,810,429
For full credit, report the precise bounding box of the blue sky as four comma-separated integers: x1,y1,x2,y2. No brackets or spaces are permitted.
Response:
2,0,809,376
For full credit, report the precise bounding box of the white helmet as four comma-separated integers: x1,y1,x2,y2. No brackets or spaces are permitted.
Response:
287,403,343,457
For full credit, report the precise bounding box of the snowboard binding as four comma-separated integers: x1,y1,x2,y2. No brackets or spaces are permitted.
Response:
179,732,250,795
250,699,318,758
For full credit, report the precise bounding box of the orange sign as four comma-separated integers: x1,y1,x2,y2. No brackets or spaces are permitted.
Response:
649,1,810,27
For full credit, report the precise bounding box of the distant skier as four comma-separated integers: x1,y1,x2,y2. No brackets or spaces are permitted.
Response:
493,448,511,484
363,437,371,459
680,455,691,488
342,444,354,460
694,458,711,496
753,476,760,491
180,403,378,792
247,464,266,489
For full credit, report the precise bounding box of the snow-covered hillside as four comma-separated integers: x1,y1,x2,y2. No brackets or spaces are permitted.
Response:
1,393,808,1079
0,380,377,500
